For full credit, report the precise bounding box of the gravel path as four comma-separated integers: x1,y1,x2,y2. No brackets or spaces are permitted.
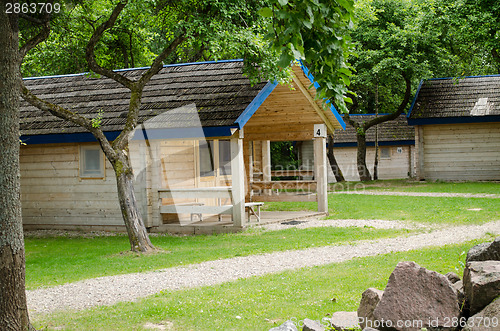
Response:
261,218,428,231
330,191,500,198
27,220,500,315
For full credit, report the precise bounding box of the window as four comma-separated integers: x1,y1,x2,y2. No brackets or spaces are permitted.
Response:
199,140,215,177
80,145,105,178
219,140,232,176
198,140,232,178
380,147,391,160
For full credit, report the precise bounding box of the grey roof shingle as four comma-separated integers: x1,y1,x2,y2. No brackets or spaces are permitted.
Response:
334,114,414,144
408,75,500,119
20,60,267,136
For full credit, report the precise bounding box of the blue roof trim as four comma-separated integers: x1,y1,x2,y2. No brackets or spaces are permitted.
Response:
334,140,415,148
426,73,500,81
235,80,278,129
21,126,238,145
20,131,121,145
408,116,500,126
135,126,237,140
407,79,424,119
23,59,245,81
298,60,347,130
346,113,391,116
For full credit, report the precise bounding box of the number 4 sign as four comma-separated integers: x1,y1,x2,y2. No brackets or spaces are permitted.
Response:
313,124,327,138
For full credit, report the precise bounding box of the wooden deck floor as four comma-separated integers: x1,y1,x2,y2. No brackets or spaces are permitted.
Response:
152,211,326,235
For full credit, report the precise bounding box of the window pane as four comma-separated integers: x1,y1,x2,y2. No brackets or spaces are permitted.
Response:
219,140,232,175
199,140,214,177
80,146,104,177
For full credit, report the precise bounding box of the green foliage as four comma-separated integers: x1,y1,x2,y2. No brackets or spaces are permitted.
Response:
260,0,356,112
348,0,457,115
91,109,104,128
270,141,300,170
440,0,500,74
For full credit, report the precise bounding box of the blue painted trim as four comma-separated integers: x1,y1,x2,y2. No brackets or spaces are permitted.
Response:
21,125,238,145
408,116,500,126
20,131,121,145
334,140,415,148
235,80,278,129
407,79,424,119
23,59,245,80
427,73,500,81
297,60,347,130
134,126,237,140
346,113,391,116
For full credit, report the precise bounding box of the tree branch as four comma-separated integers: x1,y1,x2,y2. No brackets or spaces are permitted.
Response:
85,0,134,89
20,81,118,161
137,32,187,89
363,71,411,130
18,9,52,62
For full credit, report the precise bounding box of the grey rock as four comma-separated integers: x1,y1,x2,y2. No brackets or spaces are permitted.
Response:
452,280,467,312
466,237,500,263
302,318,326,331
363,328,379,331
446,271,461,284
372,261,460,331
329,311,358,331
463,261,500,315
357,288,384,330
269,320,298,331
462,296,500,331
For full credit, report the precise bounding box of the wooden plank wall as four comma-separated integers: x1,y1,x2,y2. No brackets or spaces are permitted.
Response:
421,122,500,181
20,143,124,228
325,145,415,182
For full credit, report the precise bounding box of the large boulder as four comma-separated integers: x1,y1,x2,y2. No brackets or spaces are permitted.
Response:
462,296,500,331
466,238,500,263
302,318,325,331
372,261,460,331
463,261,500,315
329,311,358,331
357,288,384,330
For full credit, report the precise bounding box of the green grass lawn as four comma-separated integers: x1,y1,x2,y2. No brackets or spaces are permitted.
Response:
32,237,494,331
263,194,500,225
25,226,407,290
329,179,500,194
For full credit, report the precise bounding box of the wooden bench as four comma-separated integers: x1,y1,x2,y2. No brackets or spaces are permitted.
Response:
245,202,264,222
164,202,205,222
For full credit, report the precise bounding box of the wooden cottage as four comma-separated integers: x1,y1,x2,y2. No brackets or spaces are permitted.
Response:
20,59,346,234
298,114,415,181
408,75,500,181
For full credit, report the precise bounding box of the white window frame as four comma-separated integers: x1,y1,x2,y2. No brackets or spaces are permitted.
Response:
380,147,392,160
79,145,105,179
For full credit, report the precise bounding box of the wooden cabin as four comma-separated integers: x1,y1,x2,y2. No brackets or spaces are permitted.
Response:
408,75,500,181
19,60,346,234
298,114,415,181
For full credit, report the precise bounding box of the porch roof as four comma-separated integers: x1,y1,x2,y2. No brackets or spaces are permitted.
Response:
20,59,345,144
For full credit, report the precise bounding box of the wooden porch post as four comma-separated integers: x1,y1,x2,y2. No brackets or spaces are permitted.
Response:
415,125,425,180
313,124,328,213
262,140,271,195
231,130,246,227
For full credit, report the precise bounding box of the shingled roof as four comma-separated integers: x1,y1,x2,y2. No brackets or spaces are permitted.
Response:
408,75,500,125
333,114,414,146
20,60,268,137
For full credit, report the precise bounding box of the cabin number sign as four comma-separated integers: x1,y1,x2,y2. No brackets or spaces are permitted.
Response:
314,124,327,138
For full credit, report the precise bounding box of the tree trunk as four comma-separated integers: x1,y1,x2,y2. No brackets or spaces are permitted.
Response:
0,7,32,330
356,130,372,181
327,135,345,182
112,153,155,253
